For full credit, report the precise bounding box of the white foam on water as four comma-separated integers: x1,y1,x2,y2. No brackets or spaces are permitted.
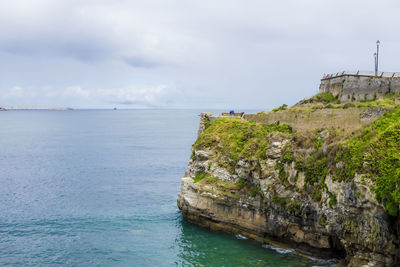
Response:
130,229,146,234
262,244,338,265
309,257,339,267
262,244,294,254
235,234,248,240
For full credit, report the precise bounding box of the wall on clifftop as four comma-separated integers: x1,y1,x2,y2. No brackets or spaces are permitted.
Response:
319,74,400,103
244,107,385,134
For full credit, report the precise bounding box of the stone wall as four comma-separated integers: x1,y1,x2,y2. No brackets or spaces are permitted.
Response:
319,74,400,103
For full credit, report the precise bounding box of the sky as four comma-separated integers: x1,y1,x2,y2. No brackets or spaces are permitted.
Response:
0,0,400,110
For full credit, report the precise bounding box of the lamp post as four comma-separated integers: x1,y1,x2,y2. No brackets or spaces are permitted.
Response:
375,40,380,76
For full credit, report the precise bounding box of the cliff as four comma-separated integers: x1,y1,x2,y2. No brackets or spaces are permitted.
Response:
177,92,400,266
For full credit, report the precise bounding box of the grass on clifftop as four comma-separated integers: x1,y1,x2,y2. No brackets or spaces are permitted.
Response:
296,92,399,110
193,118,292,166
308,92,339,104
334,108,400,216
264,92,400,117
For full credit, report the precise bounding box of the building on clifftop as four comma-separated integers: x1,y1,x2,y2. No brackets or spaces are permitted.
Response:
319,70,400,103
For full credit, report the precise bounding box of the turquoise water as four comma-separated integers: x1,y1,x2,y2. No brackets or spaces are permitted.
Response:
0,110,333,266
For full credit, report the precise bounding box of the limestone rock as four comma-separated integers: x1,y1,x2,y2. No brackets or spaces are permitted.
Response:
266,140,288,159
178,116,398,266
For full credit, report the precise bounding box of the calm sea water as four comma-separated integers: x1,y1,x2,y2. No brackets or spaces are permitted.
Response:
0,109,333,266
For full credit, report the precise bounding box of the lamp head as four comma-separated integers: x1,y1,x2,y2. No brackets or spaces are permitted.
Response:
376,40,380,45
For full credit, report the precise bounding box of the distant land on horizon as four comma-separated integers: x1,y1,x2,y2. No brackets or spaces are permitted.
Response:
0,107,75,111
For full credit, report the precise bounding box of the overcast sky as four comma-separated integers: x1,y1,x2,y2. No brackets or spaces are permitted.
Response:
0,0,399,109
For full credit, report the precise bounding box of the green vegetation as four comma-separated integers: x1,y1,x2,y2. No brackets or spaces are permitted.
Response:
272,104,288,112
203,116,212,129
272,195,287,206
298,92,338,105
334,108,400,216
277,162,287,181
311,92,338,103
193,172,207,183
292,129,333,204
235,178,247,188
190,150,196,161
194,174,264,200
303,153,327,186
315,138,323,149
207,162,212,170
329,193,337,207
249,185,261,197
311,187,322,202
344,219,360,237
318,214,328,226
194,118,292,171
205,176,218,183
281,144,294,163
343,94,397,108
366,223,381,245
296,91,400,110
295,157,305,172
272,195,302,214
287,106,400,214
287,199,302,214
341,98,395,109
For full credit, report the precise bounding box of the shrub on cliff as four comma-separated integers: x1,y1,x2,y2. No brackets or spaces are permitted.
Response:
312,92,338,103
299,92,338,105
272,104,288,112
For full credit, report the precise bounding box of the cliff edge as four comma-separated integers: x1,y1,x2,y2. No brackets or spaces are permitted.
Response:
178,92,400,266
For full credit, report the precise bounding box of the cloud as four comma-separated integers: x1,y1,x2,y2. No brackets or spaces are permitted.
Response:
0,84,173,108
0,0,400,109
97,85,171,105
123,56,159,68
62,86,90,98
0,0,204,67
4,86,24,98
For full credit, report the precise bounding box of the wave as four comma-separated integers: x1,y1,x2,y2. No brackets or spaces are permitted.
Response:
262,244,294,254
235,234,248,240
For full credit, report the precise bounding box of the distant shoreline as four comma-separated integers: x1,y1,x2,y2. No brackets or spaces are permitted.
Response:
0,107,75,111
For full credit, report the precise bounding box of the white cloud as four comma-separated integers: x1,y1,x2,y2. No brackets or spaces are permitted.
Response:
96,85,170,105
4,86,24,98
0,0,399,108
62,86,90,98
0,84,174,108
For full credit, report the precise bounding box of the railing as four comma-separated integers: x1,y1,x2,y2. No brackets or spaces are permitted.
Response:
323,71,400,79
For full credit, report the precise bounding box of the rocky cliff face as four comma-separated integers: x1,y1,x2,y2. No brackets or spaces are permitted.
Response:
178,96,400,266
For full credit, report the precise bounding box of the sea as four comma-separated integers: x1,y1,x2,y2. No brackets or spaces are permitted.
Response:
0,109,335,266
